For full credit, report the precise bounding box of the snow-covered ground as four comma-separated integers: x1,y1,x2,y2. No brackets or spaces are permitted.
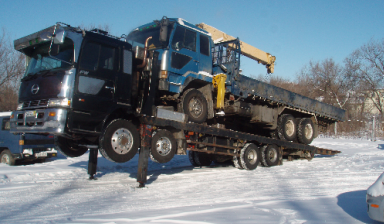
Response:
1,137,383,224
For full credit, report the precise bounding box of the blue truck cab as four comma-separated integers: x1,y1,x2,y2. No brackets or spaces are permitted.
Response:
0,112,57,165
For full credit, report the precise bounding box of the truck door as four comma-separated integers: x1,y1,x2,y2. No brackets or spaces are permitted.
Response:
72,41,118,133
198,33,212,74
169,25,198,89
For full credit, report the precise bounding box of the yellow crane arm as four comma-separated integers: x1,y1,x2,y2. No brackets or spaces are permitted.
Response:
197,23,276,74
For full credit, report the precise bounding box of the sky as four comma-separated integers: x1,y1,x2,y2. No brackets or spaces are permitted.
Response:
1,0,383,81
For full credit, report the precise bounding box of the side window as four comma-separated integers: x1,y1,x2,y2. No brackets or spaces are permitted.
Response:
171,26,196,52
123,50,132,74
80,42,115,71
78,76,105,95
99,46,115,70
2,118,10,130
184,29,196,52
200,35,209,56
80,42,100,71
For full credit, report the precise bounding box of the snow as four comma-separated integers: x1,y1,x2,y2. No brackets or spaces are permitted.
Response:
0,137,383,223
367,172,384,197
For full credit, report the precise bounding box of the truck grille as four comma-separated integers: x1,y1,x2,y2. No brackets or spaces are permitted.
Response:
23,99,49,108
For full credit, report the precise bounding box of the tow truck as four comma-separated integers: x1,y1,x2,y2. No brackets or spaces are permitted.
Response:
9,18,343,185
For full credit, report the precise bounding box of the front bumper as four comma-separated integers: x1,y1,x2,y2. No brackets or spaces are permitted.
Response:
10,108,67,135
21,148,58,159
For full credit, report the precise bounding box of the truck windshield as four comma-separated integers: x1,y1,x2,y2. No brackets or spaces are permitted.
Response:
127,24,172,50
24,38,74,77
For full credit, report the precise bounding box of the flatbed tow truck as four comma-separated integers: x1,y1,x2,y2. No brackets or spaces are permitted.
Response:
9,18,343,186
86,109,340,187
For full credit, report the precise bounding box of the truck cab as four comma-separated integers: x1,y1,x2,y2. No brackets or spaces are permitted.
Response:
0,112,57,165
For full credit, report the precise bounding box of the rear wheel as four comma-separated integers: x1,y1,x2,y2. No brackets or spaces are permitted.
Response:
233,155,244,169
181,89,208,123
99,119,139,163
55,136,88,158
188,151,198,166
150,130,177,163
240,143,260,170
297,118,315,144
261,144,280,167
193,151,212,166
1,150,15,166
277,114,297,141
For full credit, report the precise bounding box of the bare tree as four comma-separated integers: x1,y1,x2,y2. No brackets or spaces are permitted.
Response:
0,28,25,111
296,58,354,110
345,38,384,116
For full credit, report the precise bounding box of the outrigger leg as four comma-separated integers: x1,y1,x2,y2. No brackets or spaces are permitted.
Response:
88,147,99,180
137,124,153,188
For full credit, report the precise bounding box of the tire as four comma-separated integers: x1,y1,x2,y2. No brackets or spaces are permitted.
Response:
240,143,260,170
150,130,177,163
181,89,208,123
0,150,16,166
193,151,212,166
188,151,198,166
99,119,139,163
277,114,297,141
261,144,280,167
233,155,244,169
297,118,315,144
55,136,88,158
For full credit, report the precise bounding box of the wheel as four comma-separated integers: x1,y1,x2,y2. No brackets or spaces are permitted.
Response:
193,151,212,166
55,136,88,157
1,150,16,166
99,119,139,163
188,151,198,166
261,144,280,167
240,143,260,170
233,155,244,169
297,118,315,144
181,89,208,123
150,130,177,163
277,114,297,141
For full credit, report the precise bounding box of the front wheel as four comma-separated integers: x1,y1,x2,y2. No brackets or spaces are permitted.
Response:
55,136,88,158
1,150,16,166
150,130,177,163
181,89,208,123
99,119,139,163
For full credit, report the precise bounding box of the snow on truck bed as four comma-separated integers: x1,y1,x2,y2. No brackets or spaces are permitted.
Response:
1,137,383,223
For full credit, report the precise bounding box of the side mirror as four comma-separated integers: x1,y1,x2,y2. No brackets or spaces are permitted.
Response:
40,32,53,41
159,17,169,42
53,29,66,44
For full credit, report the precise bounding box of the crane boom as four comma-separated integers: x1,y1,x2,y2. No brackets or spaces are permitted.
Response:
197,23,276,74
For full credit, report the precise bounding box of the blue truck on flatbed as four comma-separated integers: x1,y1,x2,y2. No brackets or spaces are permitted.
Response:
0,112,57,165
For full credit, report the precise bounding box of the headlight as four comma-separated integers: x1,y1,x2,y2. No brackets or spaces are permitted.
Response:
17,103,23,110
48,98,71,107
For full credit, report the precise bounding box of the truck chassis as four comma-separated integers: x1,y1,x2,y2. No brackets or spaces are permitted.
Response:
86,112,340,186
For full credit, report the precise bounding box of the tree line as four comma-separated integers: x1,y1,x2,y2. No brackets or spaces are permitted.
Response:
0,27,383,136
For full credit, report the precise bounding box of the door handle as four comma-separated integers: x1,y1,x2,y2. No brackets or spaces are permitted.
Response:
105,86,114,91
193,60,199,63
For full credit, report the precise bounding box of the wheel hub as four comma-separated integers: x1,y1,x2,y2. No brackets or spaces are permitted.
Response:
111,128,134,155
1,154,9,164
156,137,172,156
188,97,203,118
268,148,278,162
304,123,313,139
285,120,295,137
247,149,257,165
